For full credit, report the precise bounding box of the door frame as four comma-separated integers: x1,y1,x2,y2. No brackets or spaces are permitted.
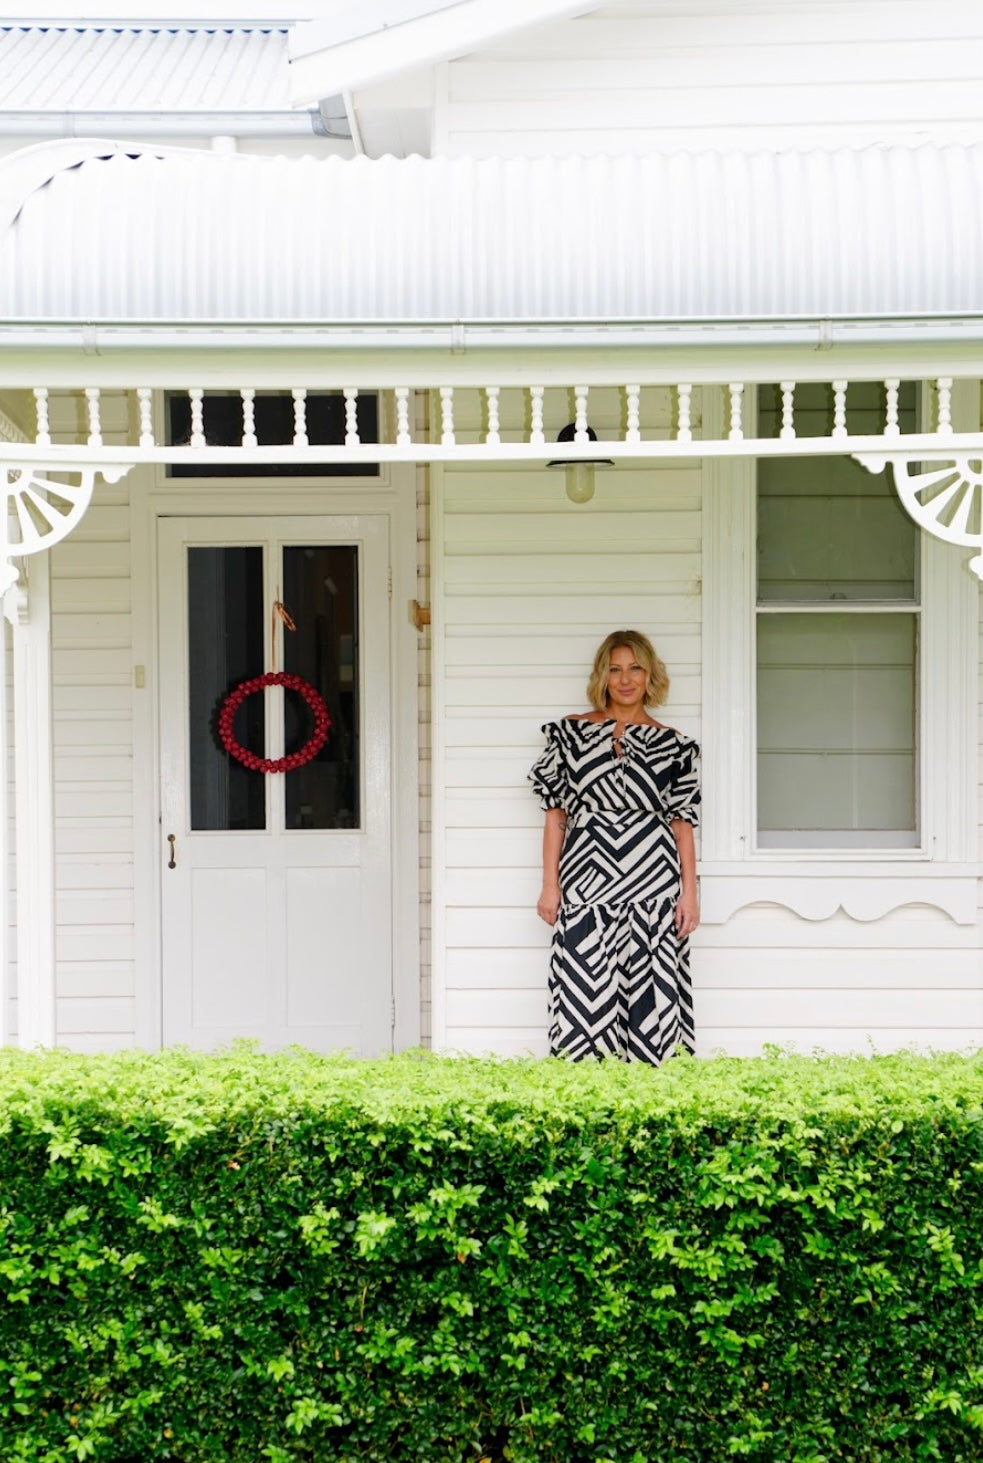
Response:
130,469,421,1053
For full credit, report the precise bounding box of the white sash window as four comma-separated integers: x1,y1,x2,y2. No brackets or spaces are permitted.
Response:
755,383,920,849
701,383,979,926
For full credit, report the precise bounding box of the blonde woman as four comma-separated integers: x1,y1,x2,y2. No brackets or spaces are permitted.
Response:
529,630,700,1063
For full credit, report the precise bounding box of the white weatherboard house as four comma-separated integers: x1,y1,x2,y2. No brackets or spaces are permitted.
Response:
1,0,982,1058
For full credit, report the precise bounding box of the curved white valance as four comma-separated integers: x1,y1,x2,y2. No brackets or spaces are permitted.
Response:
3,140,983,325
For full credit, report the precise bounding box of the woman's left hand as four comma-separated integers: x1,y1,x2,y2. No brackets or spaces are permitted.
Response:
674,889,700,938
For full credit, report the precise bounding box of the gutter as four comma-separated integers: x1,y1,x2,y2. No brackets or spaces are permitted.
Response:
4,317,983,351
0,110,351,139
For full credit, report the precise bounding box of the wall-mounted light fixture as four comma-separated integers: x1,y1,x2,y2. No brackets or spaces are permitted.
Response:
546,422,614,504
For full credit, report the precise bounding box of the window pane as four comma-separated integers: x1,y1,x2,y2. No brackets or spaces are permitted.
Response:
188,547,265,832
282,546,359,830
757,613,916,835
757,383,917,601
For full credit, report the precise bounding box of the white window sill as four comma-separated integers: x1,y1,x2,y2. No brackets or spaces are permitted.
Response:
698,861,981,926
755,832,921,852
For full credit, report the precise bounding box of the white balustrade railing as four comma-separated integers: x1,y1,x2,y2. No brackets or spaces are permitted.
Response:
189,388,205,449
485,386,500,446
4,376,983,577
7,378,981,461
727,382,744,441
343,387,359,447
32,387,50,447
780,381,795,440
292,387,308,447
676,384,692,444
240,388,257,449
137,387,154,448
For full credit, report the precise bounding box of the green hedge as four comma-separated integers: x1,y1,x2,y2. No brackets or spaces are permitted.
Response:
3,1047,983,1463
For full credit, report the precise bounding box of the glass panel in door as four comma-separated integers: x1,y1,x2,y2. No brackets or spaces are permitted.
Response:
188,546,265,831
282,545,360,830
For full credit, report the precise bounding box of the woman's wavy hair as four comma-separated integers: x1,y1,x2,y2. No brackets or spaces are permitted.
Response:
586,629,670,711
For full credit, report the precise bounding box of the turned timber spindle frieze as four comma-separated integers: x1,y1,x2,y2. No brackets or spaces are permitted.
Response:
1,377,983,578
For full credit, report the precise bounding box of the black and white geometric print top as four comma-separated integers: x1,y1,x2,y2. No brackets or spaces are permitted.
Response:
529,717,700,827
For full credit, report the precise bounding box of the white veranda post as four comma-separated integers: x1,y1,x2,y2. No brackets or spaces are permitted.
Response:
1,459,133,1047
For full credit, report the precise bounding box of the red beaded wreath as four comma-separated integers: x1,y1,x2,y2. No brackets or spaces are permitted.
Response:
217,672,331,775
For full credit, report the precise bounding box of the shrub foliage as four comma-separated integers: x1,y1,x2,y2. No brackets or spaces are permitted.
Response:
2,1047,983,1462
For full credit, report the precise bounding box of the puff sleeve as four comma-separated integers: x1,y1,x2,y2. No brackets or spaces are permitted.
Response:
528,723,569,811
664,736,701,827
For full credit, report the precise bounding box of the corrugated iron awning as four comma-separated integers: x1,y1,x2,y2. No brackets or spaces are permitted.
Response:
1,142,983,327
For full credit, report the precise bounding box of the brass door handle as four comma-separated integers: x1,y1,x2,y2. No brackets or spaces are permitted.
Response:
167,834,177,869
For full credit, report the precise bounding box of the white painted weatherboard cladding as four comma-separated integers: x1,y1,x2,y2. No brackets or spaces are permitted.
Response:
436,387,702,1054
693,907,983,1056
434,388,983,1057
288,0,598,104
48,390,136,1051
440,0,983,155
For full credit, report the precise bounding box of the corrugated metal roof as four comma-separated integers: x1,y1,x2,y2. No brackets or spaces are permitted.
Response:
0,25,292,112
2,142,983,323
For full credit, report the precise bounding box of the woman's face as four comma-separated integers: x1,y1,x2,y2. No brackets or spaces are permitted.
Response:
605,645,648,714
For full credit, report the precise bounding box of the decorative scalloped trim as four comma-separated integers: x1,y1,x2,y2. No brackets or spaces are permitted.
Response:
0,461,134,593
701,877,979,928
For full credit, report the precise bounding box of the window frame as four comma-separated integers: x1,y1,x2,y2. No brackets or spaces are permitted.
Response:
700,381,979,925
753,383,922,850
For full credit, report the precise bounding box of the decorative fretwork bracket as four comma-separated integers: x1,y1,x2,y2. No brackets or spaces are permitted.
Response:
855,452,983,580
0,461,134,598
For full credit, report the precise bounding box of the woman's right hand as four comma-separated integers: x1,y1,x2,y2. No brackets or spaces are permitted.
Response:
537,882,561,926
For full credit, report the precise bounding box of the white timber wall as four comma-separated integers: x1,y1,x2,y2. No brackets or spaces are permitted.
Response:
417,460,433,1044
433,387,983,1058
436,0,983,155
5,630,15,1044
49,389,136,1050
434,385,702,1054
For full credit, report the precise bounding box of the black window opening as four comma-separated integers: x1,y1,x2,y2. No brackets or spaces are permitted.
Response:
166,391,380,477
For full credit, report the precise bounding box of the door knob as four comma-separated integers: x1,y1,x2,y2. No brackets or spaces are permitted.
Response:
167,834,176,869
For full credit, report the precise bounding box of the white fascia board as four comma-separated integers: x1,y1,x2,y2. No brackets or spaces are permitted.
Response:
288,0,601,106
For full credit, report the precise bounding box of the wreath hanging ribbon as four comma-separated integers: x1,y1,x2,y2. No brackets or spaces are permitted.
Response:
217,601,331,775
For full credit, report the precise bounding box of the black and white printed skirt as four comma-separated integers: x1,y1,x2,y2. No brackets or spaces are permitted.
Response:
549,810,694,1064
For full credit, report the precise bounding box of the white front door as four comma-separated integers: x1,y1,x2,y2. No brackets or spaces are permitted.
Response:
158,514,392,1053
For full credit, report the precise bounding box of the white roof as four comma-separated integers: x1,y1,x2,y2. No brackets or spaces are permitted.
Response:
288,0,600,105
297,1,464,51
0,23,292,112
2,141,983,325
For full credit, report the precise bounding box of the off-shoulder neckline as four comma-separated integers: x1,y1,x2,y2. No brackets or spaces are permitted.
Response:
545,716,693,744
565,715,667,730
